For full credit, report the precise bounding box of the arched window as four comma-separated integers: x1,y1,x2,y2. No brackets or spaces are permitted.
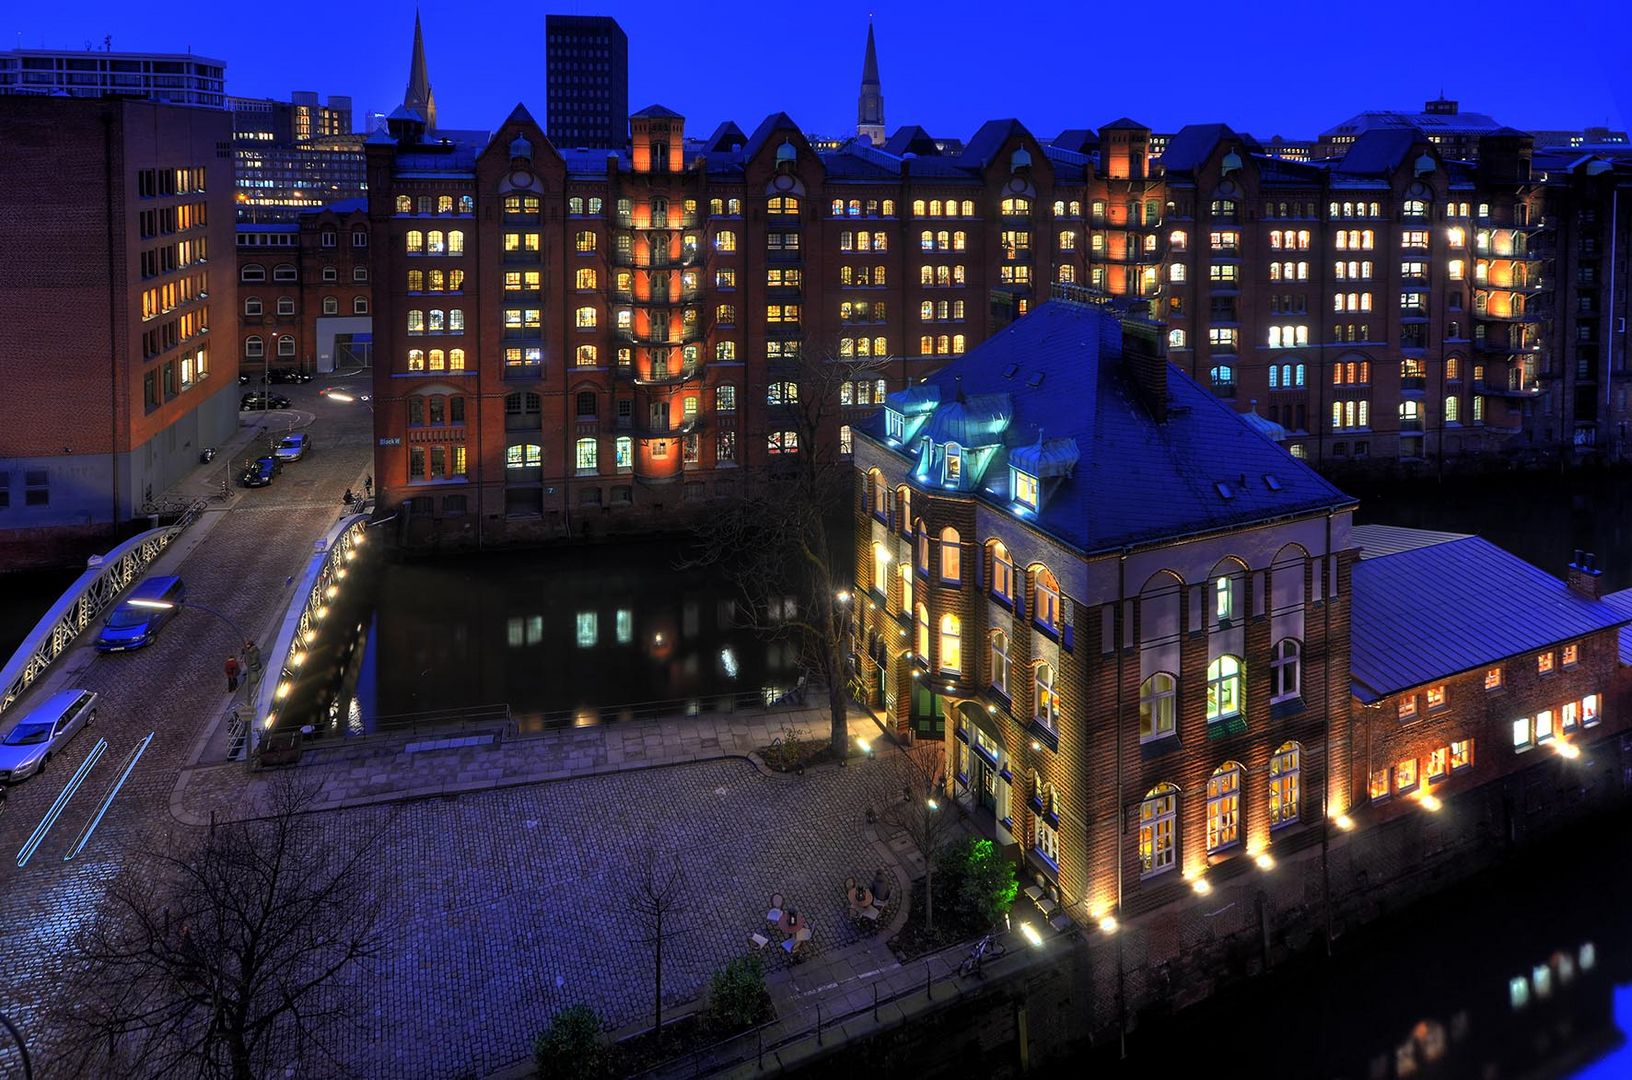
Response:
1207,656,1243,721
939,614,962,674
989,540,1013,602
1269,742,1302,827
1034,663,1058,730
574,437,598,471
899,563,913,618
1271,639,1301,702
1139,783,1178,876
407,349,424,370
505,443,542,468
915,521,929,574
447,230,465,255
1033,566,1061,634
869,469,888,518
1206,762,1243,853
940,527,961,582
244,335,264,358
240,264,265,283
1140,673,1177,740
427,230,445,255
915,603,930,662
395,195,412,214
872,542,890,595
989,631,1010,696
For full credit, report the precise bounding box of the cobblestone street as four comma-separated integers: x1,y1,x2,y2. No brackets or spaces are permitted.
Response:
326,756,912,1079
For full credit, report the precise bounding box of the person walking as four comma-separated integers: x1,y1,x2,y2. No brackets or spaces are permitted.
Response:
363,474,373,498
225,655,241,693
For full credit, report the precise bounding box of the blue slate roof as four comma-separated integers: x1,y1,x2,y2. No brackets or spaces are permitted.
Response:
860,300,1354,555
1349,536,1630,702
1600,589,1632,665
1158,123,1237,172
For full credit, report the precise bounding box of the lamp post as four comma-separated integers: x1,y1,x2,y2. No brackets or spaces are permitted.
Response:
126,598,261,690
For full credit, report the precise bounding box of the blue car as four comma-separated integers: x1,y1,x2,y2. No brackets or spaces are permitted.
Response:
95,576,186,651
273,432,310,462
242,456,281,487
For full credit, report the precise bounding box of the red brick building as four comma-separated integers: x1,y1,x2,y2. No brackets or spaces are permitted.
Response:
235,200,373,380
1347,526,1626,825
852,294,1357,924
0,95,237,563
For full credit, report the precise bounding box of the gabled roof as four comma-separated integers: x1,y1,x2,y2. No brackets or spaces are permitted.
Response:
884,125,942,157
703,121,745,154
1158,123,1237,171
1051,128,1099,154
1349,534,1630,701
958,119,1030,168
632,104,682,120
744,112,801,161
1599,589,1632,665
861,301,1353,555
500,102,539,128
1099,117,1148,131
1335,127,1426,176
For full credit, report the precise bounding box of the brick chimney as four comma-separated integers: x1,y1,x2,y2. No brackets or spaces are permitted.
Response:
1567,549,1603,599
1120,309,1169,424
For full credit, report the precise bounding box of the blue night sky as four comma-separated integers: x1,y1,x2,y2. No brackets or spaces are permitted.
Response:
10,0,1632,142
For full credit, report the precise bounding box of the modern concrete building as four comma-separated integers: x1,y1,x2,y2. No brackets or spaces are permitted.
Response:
230,91,365,222
545,14,627,151
0,47,226,108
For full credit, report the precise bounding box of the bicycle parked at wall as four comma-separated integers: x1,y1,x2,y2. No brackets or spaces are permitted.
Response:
958,931,1008,978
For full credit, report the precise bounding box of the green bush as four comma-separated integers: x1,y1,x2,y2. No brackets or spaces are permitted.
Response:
707,953,770,1032
534,1003,612,1079
958,837,1018,926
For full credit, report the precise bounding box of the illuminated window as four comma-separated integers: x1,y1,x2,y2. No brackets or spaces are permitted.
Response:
915,603,930,661
1395,757,1418,793
1399,695,1417,720
1563,643,1579,666
1513,716,1533,750
766,430,798,455
1584,694,1600,726
1269,742,1301,827
939,614,962,674
1536,709,1554,742
574,437,598,471
505,443,542,469
714,230,737,252
1033,663,1058,730
990,541,1013,601
939,527,961,582
1427,746,1449,780
1537,652,1555,675
1033,567,1061,634
1214,573,1235,624
1369,767,1391,801
1206,763,1243,853
1140,673,1176,741
1563,700,1579,730
1426,685,1447,710
989,631,1010,697
574,230,596,253
1139,784,1178,876
1450,739,1474,770
1206,656,1243,721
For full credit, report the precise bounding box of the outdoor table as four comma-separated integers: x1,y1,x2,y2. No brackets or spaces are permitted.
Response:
847,885,874,910
777,909,806,935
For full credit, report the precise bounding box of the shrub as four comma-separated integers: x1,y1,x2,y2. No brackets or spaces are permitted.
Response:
534,1003,612,1079
958,837,1019,926
707,953,770,1032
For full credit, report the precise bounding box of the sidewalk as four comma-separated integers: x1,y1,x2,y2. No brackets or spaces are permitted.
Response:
170,701,887,826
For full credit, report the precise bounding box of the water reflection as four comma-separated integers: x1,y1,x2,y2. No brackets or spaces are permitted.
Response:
1096,812,1632,1079
290,541,792,735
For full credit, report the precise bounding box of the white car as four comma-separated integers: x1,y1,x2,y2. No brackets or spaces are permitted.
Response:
0,689,98,783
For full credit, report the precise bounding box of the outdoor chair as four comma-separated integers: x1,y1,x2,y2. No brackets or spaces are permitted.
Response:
767,891,785,924
748,932,770,950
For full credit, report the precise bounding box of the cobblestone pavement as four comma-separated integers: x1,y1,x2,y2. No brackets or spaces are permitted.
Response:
314,756,913,1080
0,376,376,1068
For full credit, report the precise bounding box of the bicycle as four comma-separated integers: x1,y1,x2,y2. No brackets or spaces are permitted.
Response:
957,931,1008,978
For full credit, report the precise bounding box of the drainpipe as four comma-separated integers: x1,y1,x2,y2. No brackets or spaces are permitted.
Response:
1321,508,1336,956
104,112,121,527
1606,181,1620,457
1114,546,1128,1058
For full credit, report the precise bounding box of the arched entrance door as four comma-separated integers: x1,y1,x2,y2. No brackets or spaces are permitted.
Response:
957,700,1007,819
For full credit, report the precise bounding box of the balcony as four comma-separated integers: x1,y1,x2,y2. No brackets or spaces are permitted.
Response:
611,281,702,305
614,211,699,230
615,323,705,347
612,247,702,270
1399,418,1424,433
634,362,703,387
633,416,699,439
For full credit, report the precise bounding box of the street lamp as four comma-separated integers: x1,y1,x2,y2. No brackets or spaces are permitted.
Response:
126,598,262,687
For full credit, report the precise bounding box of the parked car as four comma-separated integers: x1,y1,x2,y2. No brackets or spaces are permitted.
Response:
95,575,186,652
268,369,313,384
240,392,292,410
273,432,310,462
242,456,281,487
0,689,98,782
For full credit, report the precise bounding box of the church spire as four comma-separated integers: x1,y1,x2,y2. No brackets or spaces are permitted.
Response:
404,8,437,131
856,20,884,147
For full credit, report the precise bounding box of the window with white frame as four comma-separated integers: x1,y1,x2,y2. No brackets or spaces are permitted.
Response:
939,614,962,674
1213,573,1236,625
990,631,1010,697
1206,763,1243,853
916,603,930,662
1033,566,1061,634
1269,742,1301,827
1139,784,1178,876
1207,656,1243,721
940,527,961,582
990,541,1013,602
1140,673,1176,741
1271,639,1301,701
1033,663,1058,730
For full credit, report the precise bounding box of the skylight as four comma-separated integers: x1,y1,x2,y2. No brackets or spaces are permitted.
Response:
1216,482,1235,500
1263,474,1283,491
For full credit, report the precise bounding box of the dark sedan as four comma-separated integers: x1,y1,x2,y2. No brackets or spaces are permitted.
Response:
241,456,282,487
241,392,292,410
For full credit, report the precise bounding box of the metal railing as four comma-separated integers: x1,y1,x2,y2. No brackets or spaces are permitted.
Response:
510,683,815,734
0,502,208,720
313,703,516,745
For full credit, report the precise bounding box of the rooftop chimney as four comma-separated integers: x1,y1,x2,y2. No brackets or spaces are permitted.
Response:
1567,550,1603,600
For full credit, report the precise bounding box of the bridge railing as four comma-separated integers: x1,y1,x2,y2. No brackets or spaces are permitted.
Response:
0,499,209,720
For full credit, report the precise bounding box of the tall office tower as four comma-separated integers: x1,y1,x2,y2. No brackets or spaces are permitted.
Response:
546,14,628,150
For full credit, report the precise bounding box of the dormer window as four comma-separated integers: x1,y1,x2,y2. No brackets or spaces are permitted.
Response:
884,409,905,442
943,443,962,487
1011,468,1039,511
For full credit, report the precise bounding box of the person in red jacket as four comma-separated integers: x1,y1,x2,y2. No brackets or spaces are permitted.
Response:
225,655,241,692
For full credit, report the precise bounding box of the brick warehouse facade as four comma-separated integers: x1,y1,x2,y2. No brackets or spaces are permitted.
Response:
236,200,374,380
851,296,1357,923
0,95,238,564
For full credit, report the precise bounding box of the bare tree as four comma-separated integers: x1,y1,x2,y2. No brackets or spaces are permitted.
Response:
53,774,387,1080
626,846,689,1041
877,740,957,932
689,345,889,760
